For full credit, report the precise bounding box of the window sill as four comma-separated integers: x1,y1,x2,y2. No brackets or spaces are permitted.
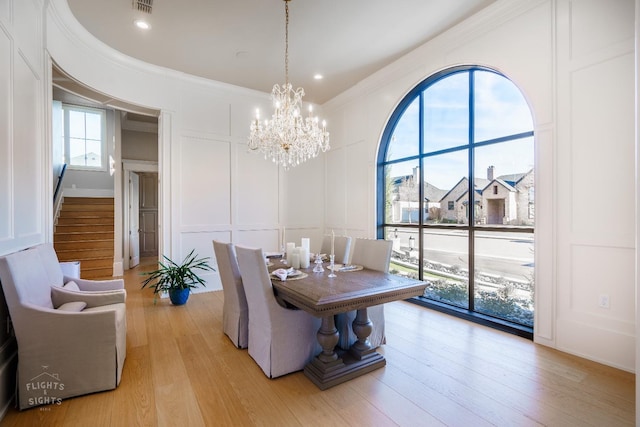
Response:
407,296,534,340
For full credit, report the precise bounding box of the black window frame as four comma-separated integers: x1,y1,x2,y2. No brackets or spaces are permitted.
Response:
376,65,535,339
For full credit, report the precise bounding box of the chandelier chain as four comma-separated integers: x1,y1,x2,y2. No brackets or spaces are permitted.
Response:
284,0,289,85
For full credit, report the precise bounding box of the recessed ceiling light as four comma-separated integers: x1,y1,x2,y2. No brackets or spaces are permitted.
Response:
134,20,150,30
313,74,323,80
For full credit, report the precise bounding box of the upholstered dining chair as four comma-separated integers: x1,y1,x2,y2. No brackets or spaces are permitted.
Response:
212,240,249,349
0,243,126,410
335,238,393,349
235,245,321,378
320,235,352,265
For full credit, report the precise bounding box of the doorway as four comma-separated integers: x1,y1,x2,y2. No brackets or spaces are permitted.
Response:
486,199,505,225
123,161,159,270
139,172,159,258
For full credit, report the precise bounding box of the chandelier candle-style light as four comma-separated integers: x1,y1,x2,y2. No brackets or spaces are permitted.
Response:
248,0,330,170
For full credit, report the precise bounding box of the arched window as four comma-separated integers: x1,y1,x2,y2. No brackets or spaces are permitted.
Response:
377,66,534,334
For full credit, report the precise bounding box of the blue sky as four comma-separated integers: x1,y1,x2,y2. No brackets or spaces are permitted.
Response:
386,70,534,191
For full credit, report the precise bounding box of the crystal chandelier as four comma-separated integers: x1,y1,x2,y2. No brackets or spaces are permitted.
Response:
248,0,330,170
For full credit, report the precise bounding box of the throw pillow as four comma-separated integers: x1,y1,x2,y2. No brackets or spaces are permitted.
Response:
56,301,87,312
64,281,80,291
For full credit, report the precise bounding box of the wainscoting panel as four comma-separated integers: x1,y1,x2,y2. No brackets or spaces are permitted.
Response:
179,85,230,137
0,28,10,242
13,0,41,75
569,53,635,248
345,140,369,231
569,244,635,326
179,136,231,227
325,147,346,228
13,52,41,241
234,143,278,226
569,0,634,60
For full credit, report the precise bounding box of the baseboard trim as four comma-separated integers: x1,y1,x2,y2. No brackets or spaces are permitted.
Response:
113,260,124,277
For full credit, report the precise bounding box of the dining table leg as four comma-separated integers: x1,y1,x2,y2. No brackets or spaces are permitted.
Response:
304,309,386,390
316,315,339,363
349,308,375,360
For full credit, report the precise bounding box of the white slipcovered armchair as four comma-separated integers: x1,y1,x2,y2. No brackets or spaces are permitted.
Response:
0,243,126,409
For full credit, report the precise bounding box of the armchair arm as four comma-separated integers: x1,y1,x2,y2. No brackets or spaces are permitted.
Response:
15,302,119,344
63,276,124,291
51,286,126,308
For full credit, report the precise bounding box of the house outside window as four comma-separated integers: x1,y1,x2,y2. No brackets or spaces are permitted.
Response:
62,104,106,170
377,65,535,333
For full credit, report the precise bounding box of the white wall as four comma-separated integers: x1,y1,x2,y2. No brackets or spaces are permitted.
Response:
323,0,636,371
122,129,158,162
0,0,48,255
45,0,326,293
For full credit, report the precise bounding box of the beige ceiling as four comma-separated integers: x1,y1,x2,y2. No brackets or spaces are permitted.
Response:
66,0,495,105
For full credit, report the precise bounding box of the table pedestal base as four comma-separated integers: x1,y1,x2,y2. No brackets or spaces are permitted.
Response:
303,309,385,390
304,349,385,390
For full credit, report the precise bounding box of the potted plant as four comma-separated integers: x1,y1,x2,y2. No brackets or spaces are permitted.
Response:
141,249,215,305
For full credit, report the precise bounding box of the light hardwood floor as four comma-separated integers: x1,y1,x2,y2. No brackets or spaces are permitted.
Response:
1,260,634,426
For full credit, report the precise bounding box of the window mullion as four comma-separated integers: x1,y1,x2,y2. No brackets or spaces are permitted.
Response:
468,70,475,312
418,92,424,281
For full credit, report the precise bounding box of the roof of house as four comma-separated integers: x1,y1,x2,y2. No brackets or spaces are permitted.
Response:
483,178,517,193
390,175,446,202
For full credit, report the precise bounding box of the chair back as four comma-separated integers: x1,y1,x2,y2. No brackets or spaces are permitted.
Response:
0,247,54,312
351,238,393,273
212,240,249,348
320,235,352,265
235,246,279,329
33,243,65,286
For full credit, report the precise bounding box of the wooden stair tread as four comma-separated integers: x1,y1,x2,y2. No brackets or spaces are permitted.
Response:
55,197,116,279
63,197,114,204
58,213,115,217
55,233,114,241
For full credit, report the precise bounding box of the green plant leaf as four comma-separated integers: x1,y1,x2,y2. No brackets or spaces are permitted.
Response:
140,249,215,296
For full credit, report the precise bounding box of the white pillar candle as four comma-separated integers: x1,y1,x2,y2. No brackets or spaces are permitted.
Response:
331,230,335,256
286,242,296,263
300,247,310,268
291,249,300,269
301,237,310,253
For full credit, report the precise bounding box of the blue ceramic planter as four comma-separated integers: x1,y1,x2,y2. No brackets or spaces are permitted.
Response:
169,288,190,305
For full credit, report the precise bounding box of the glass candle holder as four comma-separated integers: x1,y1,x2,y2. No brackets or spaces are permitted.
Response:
312,253,324,273
328,254,337,278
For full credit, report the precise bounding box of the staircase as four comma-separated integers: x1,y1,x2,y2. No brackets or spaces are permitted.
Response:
54,197,114,279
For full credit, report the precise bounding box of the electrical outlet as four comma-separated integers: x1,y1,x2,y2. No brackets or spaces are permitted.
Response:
598,294,610,309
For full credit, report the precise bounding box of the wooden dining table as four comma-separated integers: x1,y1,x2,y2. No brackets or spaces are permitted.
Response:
269,260,428,390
